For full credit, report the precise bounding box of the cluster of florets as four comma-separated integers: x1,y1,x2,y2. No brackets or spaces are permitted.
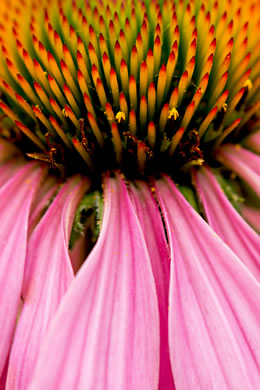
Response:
0,0,259,179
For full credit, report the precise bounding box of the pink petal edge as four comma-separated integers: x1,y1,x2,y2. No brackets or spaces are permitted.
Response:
130,182,174,389
6,176,89,390
0,163,43,376
156,177,260,390
194,166,260,281
240,205,260,234
216,144,260,197
29,174,160,390
243,130,260,154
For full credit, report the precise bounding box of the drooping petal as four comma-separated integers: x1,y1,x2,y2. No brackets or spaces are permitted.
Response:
0,163,43,376
6,176,89,390
130,182,174,389
0,159,24,187
194,166,260,280
216,144,260,196
29,174,160,390
156,177,260,390
0,355,9,390
243,130,260,154
28,178,59,236
240,204,260,233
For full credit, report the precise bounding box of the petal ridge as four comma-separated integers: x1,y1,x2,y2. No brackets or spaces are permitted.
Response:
156,177,260,390
29,174,160,390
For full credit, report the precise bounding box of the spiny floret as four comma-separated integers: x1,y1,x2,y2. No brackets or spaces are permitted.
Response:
0,0,259,177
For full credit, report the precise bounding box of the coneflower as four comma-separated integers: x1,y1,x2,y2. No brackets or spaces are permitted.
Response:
0,0,260,389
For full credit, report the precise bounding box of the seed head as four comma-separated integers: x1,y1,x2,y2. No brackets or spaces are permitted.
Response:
0,0,259,179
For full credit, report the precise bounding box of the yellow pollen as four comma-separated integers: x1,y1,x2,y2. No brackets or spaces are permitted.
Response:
115,111,126,123
223,103,228,112
243,79,253,90
197,158,204,166
168,107,179,120
183,158,205,172
62,108,68,117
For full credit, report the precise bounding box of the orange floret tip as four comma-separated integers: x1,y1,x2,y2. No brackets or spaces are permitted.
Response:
155,24,161,36
63,44,70,55
141,61,147,71
103,52,109,62
110,67,116,77
63,84,70,93
34,81,42,91
154,35,160,46
121,59,127,68
49,97,56,105
77,69,84,80
32,105,41,114
99,34,105,44
60,59,67,70
88,42,94,52
77,51,83,61
115,41,121,51
147,49,153,58
16,40,23,51
48,52,55,62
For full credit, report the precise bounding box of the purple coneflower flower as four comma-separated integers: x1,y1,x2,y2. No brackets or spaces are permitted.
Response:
0,0,260,389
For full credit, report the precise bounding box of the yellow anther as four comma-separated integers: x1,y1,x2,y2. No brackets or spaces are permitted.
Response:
223,103,228,112
115,111,126,123
168,107,179,120
244,79,253,91
197,158,204,166
62,108,68,117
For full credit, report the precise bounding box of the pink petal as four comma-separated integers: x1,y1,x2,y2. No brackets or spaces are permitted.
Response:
29,174,160,390
6,176,88,390
240,205,260,234
0,163,43,376
216,144,260,196
0,355,9,390
194,166,260,280
156,177,260,390
0,159,24,187
28,177,59,236
130,182,174,389
243,130,260,154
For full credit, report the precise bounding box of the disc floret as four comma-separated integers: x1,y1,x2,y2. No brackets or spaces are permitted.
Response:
0,0,259,179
